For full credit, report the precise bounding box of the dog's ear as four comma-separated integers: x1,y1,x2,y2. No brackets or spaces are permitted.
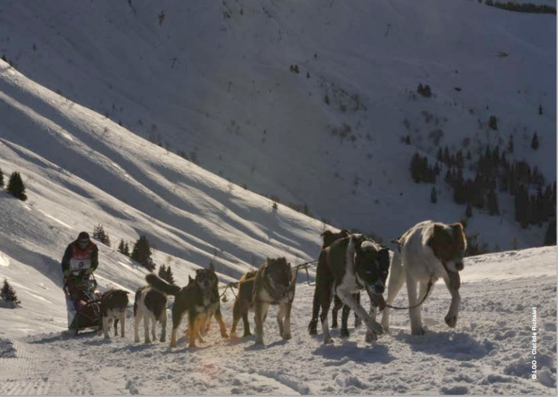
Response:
451,223,464,238
378,247,390,268
320,230,332,238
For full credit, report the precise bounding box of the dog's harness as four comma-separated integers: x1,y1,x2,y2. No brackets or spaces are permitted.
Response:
384,277,434,310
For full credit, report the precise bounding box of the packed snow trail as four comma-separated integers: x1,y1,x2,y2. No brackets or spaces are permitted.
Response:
0,247,555,395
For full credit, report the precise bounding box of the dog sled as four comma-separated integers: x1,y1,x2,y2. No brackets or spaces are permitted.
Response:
64,273,102,335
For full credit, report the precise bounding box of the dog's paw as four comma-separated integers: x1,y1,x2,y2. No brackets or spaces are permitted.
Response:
365,330,377,342
282,332,292,340
221,332,229,338
369,321,384,335
134,337,140,343
411,327,426,336
160,338,166,342
340,328,350,338
323,337,334,344
144,339,152,344
445,314,458,328
255,338,264,345
243,332,252,338
331,323,338,329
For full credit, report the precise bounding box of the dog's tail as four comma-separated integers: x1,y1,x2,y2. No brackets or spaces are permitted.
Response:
146,274,181,296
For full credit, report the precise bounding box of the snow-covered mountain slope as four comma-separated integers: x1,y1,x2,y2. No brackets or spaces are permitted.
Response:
0,56,333,334
0,246,555,395
0,0,554,250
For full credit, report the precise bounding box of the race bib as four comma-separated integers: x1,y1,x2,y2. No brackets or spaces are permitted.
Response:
69,258,92,271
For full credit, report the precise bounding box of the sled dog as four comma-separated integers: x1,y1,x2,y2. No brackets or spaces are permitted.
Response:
230,270,258,337
309,228,364,335
134,285,167,343
316,234,390,344
253,257,296,345
100,289,129,339
381,221,466,335
146,269,227,348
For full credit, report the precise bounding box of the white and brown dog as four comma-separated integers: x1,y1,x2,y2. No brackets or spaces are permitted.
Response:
381,221,467,335
99,289,129,339
134,285,168,344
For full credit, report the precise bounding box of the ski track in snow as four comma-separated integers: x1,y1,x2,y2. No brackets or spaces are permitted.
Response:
0,248,555,395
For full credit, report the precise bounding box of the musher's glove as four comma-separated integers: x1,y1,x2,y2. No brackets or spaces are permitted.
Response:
85,267,94,275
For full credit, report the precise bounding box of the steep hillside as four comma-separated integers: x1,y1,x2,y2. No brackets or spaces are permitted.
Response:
0,57,331,333
0,0,554,250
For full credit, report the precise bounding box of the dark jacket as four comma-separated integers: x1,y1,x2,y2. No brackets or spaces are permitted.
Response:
61,240,99,277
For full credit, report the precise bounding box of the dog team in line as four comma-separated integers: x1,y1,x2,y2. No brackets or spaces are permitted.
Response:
99,220,467,348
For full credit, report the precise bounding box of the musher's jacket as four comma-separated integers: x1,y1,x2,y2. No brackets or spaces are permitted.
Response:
61,240,99,277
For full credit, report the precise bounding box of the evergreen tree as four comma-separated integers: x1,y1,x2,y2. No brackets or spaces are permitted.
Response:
118,239,127,255
124,242,130,256
487,187,499,216
514,185,530,228
489,115,498,130
93,225,111,247
437,148,443,161
430,187,437,204
0,167,3,188
131,235,154,271
1,279,20,306
466,203,473,218
165,265,175,284
538,104,543,115
7,172,27,201
543,218,556,246
508,135,514,154
531,132,539,150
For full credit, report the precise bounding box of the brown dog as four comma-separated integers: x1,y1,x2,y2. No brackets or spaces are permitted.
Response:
253,258,296,345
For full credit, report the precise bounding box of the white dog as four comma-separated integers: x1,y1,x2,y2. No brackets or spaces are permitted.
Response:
381,221,467,335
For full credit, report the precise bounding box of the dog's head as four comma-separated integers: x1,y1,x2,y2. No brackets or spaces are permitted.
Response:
428,222,467,272
321,229,350,248
194,268,219,292
354,237,390,296
263,257,293,297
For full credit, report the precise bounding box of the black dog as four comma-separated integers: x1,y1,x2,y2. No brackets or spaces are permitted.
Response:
315,234,390,343
146,268,227,348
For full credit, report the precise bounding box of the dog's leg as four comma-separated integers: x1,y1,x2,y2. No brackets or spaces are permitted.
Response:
381,252,405,333
103,316,110,339
406,273,424,336
308,287,321,335
242,311,251,337
120,312,126,337
113,318,118,337
151,318,157,342
214,307,229,338
144,315,152,344
354,293,362,328
320,286,334,344
188,312,198,348
134,312,142,343
331,295,343,328
283,301,292,340
365,292,379,342
442,273,460,328
341,303,350,338
277,304,286,338
170,308,182,348
195,317,205,343
337,288,383,339
160,311,167,342
232,300,242,335
254,300,269,345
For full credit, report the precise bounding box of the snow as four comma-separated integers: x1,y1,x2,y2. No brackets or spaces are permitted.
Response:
0,246,555,395
0,0,555,394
